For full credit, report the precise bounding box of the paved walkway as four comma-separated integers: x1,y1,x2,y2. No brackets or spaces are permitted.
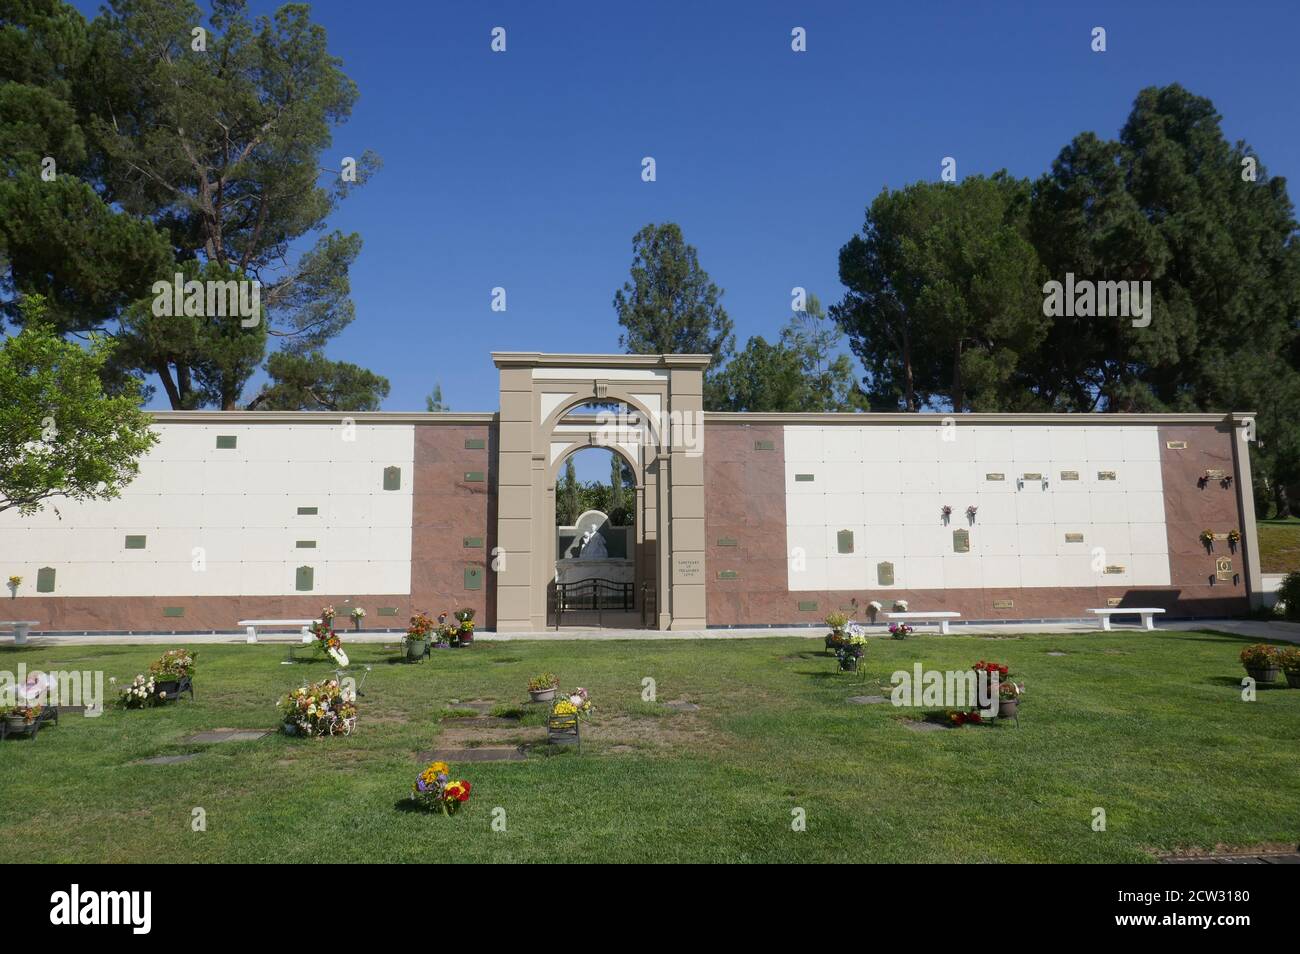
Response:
8,618,1300,646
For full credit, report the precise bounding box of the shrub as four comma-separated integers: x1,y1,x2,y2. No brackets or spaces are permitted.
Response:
1276,570,1300,620
1276,647,1300,674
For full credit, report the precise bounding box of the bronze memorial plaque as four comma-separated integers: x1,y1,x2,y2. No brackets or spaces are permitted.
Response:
1097,470,1117,481
1022,472,1043,481
1064,532,1084,543
985,472,1005,481
993,599,1014,609
1060,470,1079,481
877,561,895,586
1107,597,1123,607
1166,440,1188,450
1205,469,1226,480
1103,565,1125,575
953,529,970,553
1216,557,1233,582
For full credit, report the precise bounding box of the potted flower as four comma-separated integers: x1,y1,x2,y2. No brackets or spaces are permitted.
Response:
1199,529,1215,550
2,703,42,733
888,622,913,639
6,575,19,598
966,505,978,524
866,600,882,623
147,649,195,701
278,678,357,737
1228,529,1241,552
1278,648,1300,689
1240,644,1280,683
893,599,908,612
836,625,867,671
824,611,849,650
350,607,366,630
410,760,472,815
310,610,349,667
941,505,952,525
562,687,595,719
527,673,559,703
405,612,434,660
455,607,475,646
997,680,1023,719
120,673,159,709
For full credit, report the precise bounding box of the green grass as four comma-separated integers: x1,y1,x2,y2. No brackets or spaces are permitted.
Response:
1258,518,1300,574
1,631,1297,863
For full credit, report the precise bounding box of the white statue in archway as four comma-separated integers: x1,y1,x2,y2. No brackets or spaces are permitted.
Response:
578,526,608,559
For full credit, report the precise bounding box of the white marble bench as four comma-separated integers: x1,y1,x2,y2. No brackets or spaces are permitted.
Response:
1087,608,1166,631
0,620,40,646
237,619,318,645
884,611,962,635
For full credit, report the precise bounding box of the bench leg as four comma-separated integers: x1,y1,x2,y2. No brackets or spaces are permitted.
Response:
1143,614,1155,631
939,620,949,635
245,626,257,644
14,623,30,646
1100,616,1111,632
301,625,312,643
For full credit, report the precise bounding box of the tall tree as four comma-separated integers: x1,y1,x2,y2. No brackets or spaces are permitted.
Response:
557,457,579,526
1028,84,1300,513
0,0,385,410
426,382,448,412
613,222,734,378
831,174,1047,411
709,295,865,412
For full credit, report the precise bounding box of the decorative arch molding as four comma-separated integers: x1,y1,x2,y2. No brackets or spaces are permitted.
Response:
492,352,710,632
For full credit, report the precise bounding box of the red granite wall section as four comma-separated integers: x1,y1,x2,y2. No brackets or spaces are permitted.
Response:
704,421,1250,626
409,423,497,627
3,422,498,633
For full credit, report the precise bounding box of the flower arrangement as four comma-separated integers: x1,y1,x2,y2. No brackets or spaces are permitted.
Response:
893,599,909,611
350,607,366,630
149,648,195,681
454,607,476,645
437,613,461,646
836,624,868,670
559,687,595,719
309,609,349,667
973,660,1010,679
947,710,984,726
966,505,978,521
527,673,560,692
279,678,357,737
941,505,952,523
407,612,434,642
120,673,161,708
5,575,19,595
411,760,472,815
1228,529,1241,549
1278,647,1300,673
1199,529,1215,547
888,622,913,639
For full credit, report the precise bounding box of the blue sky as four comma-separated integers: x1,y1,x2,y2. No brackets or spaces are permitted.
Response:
70,1,1300,455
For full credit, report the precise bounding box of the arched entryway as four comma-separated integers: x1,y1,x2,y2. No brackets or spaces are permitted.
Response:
492,352,710,632
550,439,642,628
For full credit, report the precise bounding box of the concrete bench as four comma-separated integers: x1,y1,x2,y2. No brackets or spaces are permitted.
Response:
1087,608,1166,631
0,621,40,646
883,611,961,635
237,619,318,645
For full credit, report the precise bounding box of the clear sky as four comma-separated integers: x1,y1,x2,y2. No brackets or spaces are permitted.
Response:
70,0,1300,440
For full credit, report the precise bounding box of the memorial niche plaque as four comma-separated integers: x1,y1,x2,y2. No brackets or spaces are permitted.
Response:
837,529,854,554
993,599,1014,609
1103,565,1125,575
1022,472,1043,481
1106,597,1123,607
1166,440,1188,450
1204,469,1226,480
952,529,970,553
1060,471,1079,481
877,561,895,586
985,473,1005,481
1064,532,1084,543
1097,471,1117,481
1216,557,1233,582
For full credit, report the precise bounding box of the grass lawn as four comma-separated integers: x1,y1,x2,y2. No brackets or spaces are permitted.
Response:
1259,517,1300,574
2,630,1297,863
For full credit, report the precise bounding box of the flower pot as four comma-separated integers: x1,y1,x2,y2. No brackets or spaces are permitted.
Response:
529,687,557,703
282,722,298,736
1245,666,1280,684
998,699,1019,719
406,640,425,661
5,715,31,730
838,655,859,672
458,631,473,646
1285,671,1300,689
155,679,180,699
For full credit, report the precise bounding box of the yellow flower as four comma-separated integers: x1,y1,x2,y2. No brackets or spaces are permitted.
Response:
429,761,450,775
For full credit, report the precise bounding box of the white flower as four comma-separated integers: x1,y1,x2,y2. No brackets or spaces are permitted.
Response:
868,601,882,611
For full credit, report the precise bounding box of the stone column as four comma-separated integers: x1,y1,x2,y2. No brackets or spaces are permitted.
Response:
495,368,535,632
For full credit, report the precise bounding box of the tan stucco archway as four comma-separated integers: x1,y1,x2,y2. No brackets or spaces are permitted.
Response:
493,352,710,632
